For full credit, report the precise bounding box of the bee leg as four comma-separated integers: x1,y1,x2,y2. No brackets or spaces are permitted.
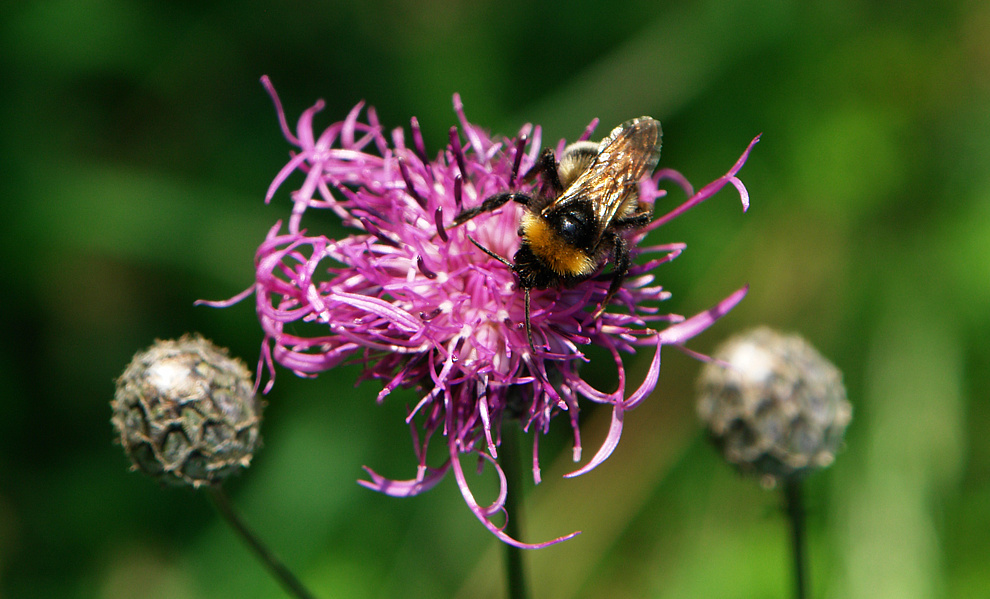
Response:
611,209,652,230
592,234,630,319
524,287,537,356
521,148,564,194
453,192,529,225
466,235,513,268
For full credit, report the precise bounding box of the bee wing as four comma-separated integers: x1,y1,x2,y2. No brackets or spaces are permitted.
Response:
546,117,661,242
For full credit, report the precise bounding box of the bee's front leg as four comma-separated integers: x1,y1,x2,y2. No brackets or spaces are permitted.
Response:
593,233,630,319
452,192,531,226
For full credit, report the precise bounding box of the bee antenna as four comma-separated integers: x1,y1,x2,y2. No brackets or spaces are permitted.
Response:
522,288,553,386
466,235,512,268
524,288,536,356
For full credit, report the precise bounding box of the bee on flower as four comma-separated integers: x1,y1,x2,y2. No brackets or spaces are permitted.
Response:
204,76,758,547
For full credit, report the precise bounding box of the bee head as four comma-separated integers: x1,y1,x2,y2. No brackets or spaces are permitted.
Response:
518,211,596,281
550,211,590,247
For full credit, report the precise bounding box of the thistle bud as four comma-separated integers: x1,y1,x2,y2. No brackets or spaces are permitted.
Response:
112,335,263,487
697,328,851,485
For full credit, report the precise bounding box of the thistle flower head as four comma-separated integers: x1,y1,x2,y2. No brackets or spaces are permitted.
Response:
112,335,263,488
205,77,758,547
697,327,852,486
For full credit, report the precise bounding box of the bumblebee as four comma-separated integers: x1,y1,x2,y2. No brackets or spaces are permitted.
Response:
454,117,662,351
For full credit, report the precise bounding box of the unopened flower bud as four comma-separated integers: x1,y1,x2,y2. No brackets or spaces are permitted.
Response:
697,327,851,485
112,335,263,487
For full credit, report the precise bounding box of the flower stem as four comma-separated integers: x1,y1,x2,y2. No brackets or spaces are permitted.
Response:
206,485,319,599
500,425,530,599
783,478,807,599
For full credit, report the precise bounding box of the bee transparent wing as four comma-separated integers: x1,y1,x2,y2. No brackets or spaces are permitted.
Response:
546,117,661,242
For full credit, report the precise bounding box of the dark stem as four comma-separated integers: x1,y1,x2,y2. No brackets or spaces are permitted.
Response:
206,485,319,599
501,424,530,599
784,478,807,599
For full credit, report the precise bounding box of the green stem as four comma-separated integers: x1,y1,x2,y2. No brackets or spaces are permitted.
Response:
784,478,807,599
500,425,530,599
207,485,318,599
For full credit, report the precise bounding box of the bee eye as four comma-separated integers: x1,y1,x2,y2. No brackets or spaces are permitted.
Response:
558,216,578,239
556,213,587,245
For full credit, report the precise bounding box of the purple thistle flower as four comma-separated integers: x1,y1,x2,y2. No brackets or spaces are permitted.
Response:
205,76,759,548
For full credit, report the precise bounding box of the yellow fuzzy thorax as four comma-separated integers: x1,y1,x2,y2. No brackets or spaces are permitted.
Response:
521,212,596,277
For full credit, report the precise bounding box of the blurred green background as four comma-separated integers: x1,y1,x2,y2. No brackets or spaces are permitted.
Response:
2,0,987,597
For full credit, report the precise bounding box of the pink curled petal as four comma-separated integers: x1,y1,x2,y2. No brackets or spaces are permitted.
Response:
654,168,695,197
563,371,620,405
452,93,487,156
671,343,720,363
376,359,419,403
564,406,625,478
260,76,299,147
366,107,389,156
296,100,326,151
649,135,760,230
729,176,750,211
195,284,256,308
449,446,579,548
658,285,749,346
619,332,663,410
570,421,583,464
637,241,687,254
391,126,406,155
358,463,450,497
526,125,543,165
257,339,276,394
531,434,543,484
313,127,342,157
460,451,507,518
578,118,600,142
272,343,355,374
730,134,762,177
341,101,366,148
266,152,311,203
330,292,422,332
478,393,497,458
